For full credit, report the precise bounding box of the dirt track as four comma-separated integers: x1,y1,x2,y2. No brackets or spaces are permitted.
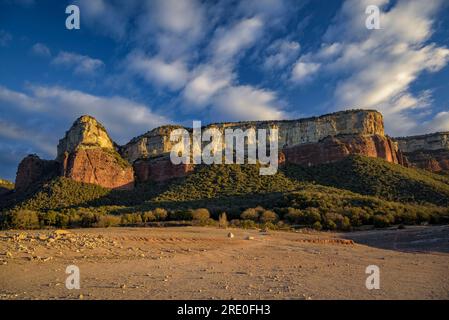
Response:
1,226,448,300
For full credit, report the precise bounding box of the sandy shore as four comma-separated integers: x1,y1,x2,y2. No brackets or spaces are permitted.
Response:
1,225,448,300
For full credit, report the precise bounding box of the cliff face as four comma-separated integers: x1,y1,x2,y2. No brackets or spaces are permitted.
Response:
395,132,449,172
58,116,134,190
13,110,412,191
121,110,386,161
284,134,406,167
120,125,185,164
61,148,134,190
134,156,194,183
57,115,115,161
15,155,60,192
15,116,134,192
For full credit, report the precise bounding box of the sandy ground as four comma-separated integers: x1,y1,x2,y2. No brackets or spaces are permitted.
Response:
0,225,448,300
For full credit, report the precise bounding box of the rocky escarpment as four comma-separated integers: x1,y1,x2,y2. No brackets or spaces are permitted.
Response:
15,116,134,192
134,156,194,183
58,116,134,190
121,110,386,163
14,109,429,191
395,132,449,172
15,155,60,192
284,134,407,167
122,109,403,168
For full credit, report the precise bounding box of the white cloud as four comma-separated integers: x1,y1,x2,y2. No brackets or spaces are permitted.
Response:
31,43,51,57
183,65,233,107
75,0,138,39
291,61,321,82
210,17,264,63
264,40,300,70
213,85,285,121
290,0,449,135
52,51,105,75
0,119,54,155
126,51,189,91
0,85,170,148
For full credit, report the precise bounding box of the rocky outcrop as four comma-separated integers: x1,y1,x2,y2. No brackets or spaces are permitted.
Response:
395,132,449,172
15,155,60,192
57,115,115,162
134,156,194,183
121,110,385,163
61,148,134,190
15,116,134,192
16,109,441,191
57,115,134,189
120,125,185,163
283,134,405,167
121,109,399,173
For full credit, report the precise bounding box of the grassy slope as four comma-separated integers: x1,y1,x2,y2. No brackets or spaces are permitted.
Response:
4,156,449,215
282,156,449,206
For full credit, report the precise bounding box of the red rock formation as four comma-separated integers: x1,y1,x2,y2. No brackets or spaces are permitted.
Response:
15,154,60,192
283,134,404,167
61,149,134,190
134,157,194,183
401,149,449,172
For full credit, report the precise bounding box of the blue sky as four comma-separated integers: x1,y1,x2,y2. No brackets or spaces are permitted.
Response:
1,0,449,181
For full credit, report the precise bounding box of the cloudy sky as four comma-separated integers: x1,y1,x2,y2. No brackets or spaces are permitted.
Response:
0,0,449,180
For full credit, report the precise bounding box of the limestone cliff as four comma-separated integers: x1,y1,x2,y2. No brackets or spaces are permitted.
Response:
395,132,449,172
57,115,115,161
13,110,415,190
15,116,134,192
121,110,386,162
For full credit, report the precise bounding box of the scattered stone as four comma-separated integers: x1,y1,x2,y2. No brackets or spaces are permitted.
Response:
227,232,234,239
54,229,71,236
245,236,255,240
38,234,48,241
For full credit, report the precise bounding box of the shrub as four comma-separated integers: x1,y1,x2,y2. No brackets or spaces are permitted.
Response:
218,212,228,228
302,207,321,225
240,219,257,229
326,220,337,230
339,216,352,231
260,210,278,223
120,213,142,225
56,212,70,227
373,214,394,228
153,208,168,221
192,208,210,221
8,210,40,229
94,215,120,228
169,210,193,221
142,211,156,222
312,221,322,230
261,222,277,230
240,208,259,221
79,211,97,227
284,208,303,224
40,210,57,226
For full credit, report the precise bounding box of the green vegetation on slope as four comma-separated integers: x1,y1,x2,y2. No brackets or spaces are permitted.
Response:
282,155,449,206
13,178,111,211
2,156,449,230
